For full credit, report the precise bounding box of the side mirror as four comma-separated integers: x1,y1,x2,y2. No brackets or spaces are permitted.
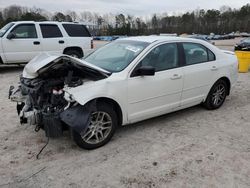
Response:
136,66,155,76
7,32,15,40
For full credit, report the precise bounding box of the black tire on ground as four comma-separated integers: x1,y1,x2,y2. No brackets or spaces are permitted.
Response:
64,49,83,58
203,79,228,110
71,102,118,150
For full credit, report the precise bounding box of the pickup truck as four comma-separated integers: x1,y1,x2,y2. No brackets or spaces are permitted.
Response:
0,21,93,64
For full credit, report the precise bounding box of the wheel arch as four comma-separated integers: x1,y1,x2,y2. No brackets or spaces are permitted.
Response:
63,46,84,57
218,76,231,95
87,97,123,126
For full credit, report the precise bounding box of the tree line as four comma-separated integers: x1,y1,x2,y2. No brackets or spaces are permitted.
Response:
0,4,249,36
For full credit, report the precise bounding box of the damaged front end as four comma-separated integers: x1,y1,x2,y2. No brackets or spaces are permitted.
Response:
9,53,110,138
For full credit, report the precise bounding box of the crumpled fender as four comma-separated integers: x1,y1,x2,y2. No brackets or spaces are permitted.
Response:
60,100,97,135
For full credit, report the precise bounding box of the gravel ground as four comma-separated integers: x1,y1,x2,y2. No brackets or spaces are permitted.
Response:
0,40,250,188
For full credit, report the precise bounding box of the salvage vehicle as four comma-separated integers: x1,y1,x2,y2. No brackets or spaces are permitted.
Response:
0,21,93,64
10,36,238,149
235,37,250,51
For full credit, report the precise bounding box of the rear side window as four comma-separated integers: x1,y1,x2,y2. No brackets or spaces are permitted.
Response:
62,24,91,37
40,24,63,38
183,43,215,65
208,49,216,61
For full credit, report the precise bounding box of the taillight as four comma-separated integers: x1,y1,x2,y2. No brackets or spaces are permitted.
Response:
91,39,94,49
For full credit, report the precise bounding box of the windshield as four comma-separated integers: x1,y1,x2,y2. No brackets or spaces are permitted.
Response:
242,38,250,43
0,23,14,37
84,40,149,72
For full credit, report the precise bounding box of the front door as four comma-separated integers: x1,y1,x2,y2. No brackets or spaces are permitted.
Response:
127,43,183,123
2,23,42,63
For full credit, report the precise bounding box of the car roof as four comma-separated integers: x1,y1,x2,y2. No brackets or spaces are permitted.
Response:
118,36,207,44
11,21,83,25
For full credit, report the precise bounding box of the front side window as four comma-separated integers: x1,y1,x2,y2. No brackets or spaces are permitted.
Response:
40,24,63,38
84,40,149,72
11,24,37,39
63,24,91,37
139,43,179,72
183,43,215,65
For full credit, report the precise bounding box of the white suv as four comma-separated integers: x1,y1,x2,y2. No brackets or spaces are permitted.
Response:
0,21,93,64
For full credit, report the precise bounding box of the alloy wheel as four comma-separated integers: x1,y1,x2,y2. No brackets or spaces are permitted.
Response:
212,84,226,106
81,111,112,144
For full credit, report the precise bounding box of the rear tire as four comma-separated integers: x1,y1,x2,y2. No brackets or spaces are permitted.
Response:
203,79,228,110
72,102,117,150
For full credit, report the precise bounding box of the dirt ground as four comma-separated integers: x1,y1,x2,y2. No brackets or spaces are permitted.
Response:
0,39,250,188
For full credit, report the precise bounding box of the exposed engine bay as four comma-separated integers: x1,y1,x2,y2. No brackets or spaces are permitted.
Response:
9,54,109,138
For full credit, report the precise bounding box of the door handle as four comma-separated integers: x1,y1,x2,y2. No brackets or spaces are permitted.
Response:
211,66,218,71
59,40,64,44
170,74,182,80
33,41,40,45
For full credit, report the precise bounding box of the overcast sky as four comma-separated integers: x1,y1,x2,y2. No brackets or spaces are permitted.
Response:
0,0,249,15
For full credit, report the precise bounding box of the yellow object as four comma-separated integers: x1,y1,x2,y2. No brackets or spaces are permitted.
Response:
235,51,250,73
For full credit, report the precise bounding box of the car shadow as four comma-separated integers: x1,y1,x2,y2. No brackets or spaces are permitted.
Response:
0,65,24,74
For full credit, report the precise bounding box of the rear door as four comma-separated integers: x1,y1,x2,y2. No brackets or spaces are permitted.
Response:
181,42,218,106
39,24,66,54
2,23,42,63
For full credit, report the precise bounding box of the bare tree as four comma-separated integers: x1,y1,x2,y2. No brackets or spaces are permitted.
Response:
67,10,78,21
3,5,24,20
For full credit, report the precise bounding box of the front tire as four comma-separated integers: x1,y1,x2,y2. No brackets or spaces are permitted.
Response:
203,79,228,110
72,102,117,150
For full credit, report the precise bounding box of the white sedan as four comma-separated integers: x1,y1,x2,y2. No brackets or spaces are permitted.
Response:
10,36,238,149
